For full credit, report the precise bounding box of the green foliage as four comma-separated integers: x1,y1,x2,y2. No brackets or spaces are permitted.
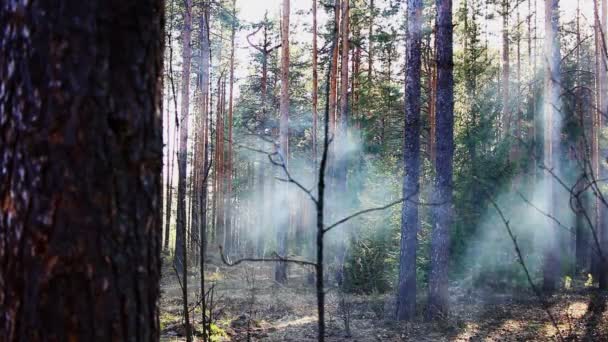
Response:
343,227,397,294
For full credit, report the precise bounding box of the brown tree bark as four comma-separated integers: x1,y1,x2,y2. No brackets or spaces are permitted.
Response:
275,0,290,284
428,0,454,319
0,0,163,340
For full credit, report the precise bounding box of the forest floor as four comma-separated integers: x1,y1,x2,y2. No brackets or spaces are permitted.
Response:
159,254,608,341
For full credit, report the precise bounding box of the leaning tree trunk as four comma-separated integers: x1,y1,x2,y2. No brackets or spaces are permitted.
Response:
397,0,422,321
428,0,454,320
0,1,163,340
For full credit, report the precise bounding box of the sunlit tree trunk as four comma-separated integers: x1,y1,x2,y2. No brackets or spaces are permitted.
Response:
275,0,290,284
428,0,454,319
397,0,422,321
542,0,561,294
225,0,236,255
199,0,211,260
0,0,163,339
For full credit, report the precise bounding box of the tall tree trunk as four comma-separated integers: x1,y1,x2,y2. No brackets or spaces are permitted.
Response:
176,1,193,339
175,0,192,279
214,74,225,248
575,0,590,274
542,0,561,294
429,32,437,166
428,0,454,320
599,0,608,290
225,0,236,255
397,0,422,321
165,86,176,252
198,1,211,335
189,131,199,255
0,1,163,340
592,0,602,281
368,0,374,86
275,0,290,284
329,0,341,138
312,0,319,171
501,0,510,140
165,0,178,252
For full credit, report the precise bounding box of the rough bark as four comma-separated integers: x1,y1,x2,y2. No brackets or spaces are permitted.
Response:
397,0,422,321
275,0,290,284
428,0,454,320
0,0,164,340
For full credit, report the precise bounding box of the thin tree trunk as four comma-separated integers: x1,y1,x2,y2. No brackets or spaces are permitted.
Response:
175,0,192,278
312,0,319,171
397,0,422,321
275,0,290,284
199,3,211,336
329,0,341,138
501,0,510,140
0,0,163,339
368,0,374,86
226,0,236,255
429,35,437,166
428,0,454,320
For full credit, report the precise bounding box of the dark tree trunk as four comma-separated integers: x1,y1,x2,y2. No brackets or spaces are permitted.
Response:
397,0,422,321
428,0,454,320
0,1,164,340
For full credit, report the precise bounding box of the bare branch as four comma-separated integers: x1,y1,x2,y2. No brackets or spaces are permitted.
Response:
219,246,316,268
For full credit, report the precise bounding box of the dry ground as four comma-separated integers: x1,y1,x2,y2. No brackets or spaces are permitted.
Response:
160,255,608,341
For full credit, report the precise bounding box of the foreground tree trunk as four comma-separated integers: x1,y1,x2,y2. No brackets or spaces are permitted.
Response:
275,0,290,284
428,0,454,320
0,1,164,340
397,0,422,321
